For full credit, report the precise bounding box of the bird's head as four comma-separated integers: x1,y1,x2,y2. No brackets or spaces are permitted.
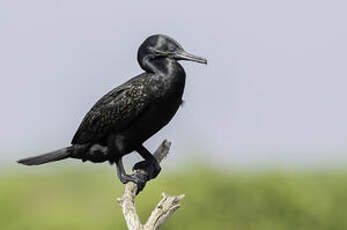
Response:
138,34,207,72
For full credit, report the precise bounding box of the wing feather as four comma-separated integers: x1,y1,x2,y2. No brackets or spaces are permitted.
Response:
71,75,150,144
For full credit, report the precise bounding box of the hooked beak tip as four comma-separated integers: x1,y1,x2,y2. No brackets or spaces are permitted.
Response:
196,57,208,65
176,50,208,65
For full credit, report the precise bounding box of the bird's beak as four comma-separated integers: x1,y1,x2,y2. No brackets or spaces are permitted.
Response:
175,50,207,64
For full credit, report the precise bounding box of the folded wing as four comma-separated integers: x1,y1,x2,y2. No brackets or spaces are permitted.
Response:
72,75,151,144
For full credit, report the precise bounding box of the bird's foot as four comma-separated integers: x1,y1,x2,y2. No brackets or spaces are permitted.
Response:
118,174,147,194
132,160,161,180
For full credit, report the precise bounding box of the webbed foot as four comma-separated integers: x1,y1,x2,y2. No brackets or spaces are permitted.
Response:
118,173,147,194
132,160,161,180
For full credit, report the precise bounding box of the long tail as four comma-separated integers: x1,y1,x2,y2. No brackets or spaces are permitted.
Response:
17,146,74,165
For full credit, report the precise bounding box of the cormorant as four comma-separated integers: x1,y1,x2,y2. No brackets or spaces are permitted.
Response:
18,34,207,190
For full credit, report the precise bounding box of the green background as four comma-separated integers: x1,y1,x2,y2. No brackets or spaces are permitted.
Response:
1,166,346,230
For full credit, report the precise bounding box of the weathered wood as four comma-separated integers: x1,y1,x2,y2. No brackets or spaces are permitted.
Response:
116,140,185,230
144,193,185,230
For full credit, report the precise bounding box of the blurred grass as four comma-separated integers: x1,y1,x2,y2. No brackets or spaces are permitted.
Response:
1,166,347,230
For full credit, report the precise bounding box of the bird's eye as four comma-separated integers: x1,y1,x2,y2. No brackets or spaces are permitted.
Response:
168,46,176,52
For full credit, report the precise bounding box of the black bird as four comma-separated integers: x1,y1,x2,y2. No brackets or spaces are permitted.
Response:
18,34,207,190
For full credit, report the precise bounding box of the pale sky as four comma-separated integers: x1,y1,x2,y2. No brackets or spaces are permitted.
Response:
1,0,347,169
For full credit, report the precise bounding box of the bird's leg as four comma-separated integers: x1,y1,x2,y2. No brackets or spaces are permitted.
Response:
115,157,147,193
109,135,147,193
133,145,161,180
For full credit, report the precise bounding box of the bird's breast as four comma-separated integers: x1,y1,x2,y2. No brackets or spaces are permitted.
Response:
148,72,185,100
144,75,185,131
120,75,185,151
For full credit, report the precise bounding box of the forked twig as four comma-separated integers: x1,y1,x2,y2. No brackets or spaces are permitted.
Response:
116,140,185,230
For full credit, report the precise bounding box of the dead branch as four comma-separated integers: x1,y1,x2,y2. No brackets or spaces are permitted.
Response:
116,140,185,230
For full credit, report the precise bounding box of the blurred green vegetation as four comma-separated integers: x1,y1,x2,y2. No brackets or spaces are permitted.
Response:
1,166,347,230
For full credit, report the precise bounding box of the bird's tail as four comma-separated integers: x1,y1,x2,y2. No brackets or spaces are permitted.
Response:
17,146,74,165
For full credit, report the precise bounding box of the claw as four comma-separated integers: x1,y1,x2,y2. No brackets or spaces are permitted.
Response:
133,174,147,194
118,174,147,194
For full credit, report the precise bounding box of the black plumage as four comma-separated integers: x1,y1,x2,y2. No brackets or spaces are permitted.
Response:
72,75,151,145
18,34,207,190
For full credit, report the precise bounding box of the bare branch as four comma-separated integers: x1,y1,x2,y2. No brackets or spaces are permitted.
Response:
144,193,185,230
117,184,142,230
116,140,185,230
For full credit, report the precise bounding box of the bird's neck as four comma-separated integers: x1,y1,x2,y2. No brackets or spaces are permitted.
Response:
144,58,186,99
142,58,185,78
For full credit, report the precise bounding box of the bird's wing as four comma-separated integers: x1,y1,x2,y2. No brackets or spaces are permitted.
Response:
71,75,151,144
